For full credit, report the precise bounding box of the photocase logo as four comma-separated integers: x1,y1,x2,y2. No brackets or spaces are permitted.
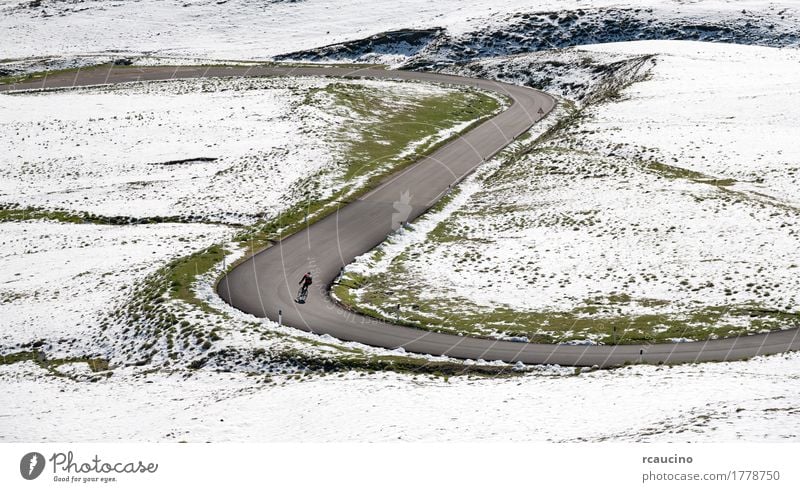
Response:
392,190,413,230
20,452,45,480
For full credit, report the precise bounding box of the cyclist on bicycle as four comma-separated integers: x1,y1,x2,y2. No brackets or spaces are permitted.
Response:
298,271,313,299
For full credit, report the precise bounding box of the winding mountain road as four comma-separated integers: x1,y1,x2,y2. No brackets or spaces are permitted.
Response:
4,64,798,367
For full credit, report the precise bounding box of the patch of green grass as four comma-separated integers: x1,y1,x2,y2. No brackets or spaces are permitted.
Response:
639,158,800,216
318,82,502,184
166,245,229,309
642,160,727,184
335,268,799,344
0,351,111,380
0,204,213,225
0,206,95,224
0,351,42,366
273,347,528,377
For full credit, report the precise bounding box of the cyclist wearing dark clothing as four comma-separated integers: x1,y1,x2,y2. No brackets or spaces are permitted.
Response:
298,272,313,300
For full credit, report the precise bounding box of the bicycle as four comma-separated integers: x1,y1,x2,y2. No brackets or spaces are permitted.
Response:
296,284,309,303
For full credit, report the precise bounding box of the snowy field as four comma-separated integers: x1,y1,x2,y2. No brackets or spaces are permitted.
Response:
340,41,800,344
1,0,798,73
0,220,233,354
2,352,799,442
0,0,703,60
0,77,466,223
582,41,800,207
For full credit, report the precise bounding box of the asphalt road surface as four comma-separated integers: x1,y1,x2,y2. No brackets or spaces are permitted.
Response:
5,64,798,367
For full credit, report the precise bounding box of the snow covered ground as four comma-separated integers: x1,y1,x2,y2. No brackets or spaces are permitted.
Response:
1,77,334,222
440,47,650,104
0,220,233,354
1,0,798,73
0,76,467,223
341,41,800,344
581,41,800,207
2,351,799,442
0,0,685,60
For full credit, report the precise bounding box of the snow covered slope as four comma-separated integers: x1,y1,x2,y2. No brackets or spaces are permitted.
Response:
280,2,800,68
1,1,799,72
2,351,799,442
0,220,233,354
338,41,800,344
580,40,800,207
1,77,468,223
